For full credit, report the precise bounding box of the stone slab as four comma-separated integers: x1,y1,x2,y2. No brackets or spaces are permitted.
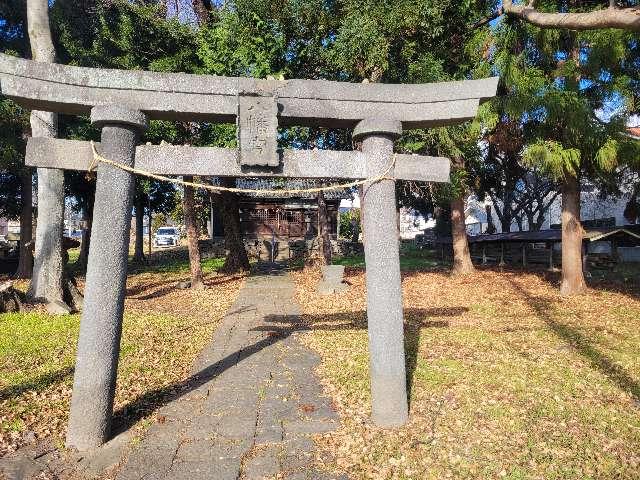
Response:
243,445,282,479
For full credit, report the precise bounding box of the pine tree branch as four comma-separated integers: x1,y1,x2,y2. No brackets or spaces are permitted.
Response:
471,7,504,29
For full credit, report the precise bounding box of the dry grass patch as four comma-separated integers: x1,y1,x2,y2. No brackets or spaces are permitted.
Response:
0,254,244,456
292,266,640,480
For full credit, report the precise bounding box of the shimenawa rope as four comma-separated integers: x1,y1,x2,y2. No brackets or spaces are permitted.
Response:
88,141,396,195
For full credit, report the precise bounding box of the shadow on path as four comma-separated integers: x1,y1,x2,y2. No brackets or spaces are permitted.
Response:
112,306,466,436
508,277,640,402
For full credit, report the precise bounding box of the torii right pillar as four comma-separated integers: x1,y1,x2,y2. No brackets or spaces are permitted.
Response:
354,119,408,427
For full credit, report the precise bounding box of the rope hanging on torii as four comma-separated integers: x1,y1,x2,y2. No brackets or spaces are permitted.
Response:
88,140,397,195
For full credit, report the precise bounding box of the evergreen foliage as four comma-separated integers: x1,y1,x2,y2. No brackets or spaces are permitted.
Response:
0,0,639,272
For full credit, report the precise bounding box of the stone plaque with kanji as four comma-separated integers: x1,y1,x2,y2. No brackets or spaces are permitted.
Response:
238,95,279,167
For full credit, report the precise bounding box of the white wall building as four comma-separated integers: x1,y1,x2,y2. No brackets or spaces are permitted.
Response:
399,208,434,239
465,185,636,235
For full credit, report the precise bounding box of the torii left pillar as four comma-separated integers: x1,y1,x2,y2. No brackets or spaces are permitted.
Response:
66,105,148,450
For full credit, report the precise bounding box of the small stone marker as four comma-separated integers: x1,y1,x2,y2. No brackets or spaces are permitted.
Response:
238,95,279,167
317,265,348,295
45,298,73,315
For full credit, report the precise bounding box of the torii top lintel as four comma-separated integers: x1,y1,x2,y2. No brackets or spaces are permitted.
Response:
0,53,498,130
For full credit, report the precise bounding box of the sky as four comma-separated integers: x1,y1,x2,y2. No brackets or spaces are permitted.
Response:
166,0,198,24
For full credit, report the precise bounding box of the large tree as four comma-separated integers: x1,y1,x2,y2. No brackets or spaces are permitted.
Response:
197,6,291,272
400,125,482,274
183,177,204,288
0,99,31,278
53,0,200,270
328,1,500,273
26,0,67,308
218,178,250,272
0,3,35,280
471,119,559,232
478,13,640,294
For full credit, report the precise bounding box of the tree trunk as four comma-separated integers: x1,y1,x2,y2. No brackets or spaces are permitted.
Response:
533,214,546,231
192,0,213,24
560,174,586,295
358,184,365,246
351,216,360,244
133,193,146,263
450,196,475,275
317,190,332,264
27,0,66,306
183,177,204,289
485,204,496,234
501,213,512,233
220,178,250,273
28,120,65,304
14,170,33,279
77,214,91,270
148,206,152,257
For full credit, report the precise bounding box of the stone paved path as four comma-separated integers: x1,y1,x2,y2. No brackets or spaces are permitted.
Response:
117,271,344,480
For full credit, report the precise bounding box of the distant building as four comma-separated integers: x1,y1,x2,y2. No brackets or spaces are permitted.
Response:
399,208,433,239
464,183,637,236
0,218,20,236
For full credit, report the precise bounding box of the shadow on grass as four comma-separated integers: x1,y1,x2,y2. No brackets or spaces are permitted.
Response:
0,366,74,401
126,274,246,301
111,303,465,436
333,250,449,272
474,261,640,302
508,277,640,402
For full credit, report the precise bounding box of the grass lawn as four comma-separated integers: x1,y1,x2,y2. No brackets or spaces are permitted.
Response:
334,246,443,271
0,248,244,456
292,259,640,479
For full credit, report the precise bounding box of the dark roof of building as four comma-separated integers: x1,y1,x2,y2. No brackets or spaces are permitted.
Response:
431,226,640,245
466,227,640,244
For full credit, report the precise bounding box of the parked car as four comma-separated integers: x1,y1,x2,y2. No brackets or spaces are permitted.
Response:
154,226,181,247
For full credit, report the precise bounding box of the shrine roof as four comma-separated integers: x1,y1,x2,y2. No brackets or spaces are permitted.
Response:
233,178,352,200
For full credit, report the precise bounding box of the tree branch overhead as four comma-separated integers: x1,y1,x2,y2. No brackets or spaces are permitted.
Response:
474,1,640,31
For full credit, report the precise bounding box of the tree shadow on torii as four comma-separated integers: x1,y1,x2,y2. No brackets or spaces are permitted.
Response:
111,306,465,436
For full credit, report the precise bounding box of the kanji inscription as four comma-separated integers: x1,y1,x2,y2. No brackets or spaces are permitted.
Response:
238,95,279,167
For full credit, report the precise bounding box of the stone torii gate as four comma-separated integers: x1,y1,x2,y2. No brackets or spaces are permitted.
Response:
0,52,497,451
